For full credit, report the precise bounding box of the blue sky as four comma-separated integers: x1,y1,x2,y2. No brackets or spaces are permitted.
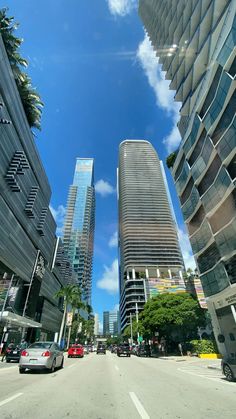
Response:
5,0,195,329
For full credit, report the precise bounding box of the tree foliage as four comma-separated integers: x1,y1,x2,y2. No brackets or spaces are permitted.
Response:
166,150,178,169
0,8,43,130
139,293,206,341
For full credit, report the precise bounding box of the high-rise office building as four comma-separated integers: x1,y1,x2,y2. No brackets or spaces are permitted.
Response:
139,0,236,356
63,158,95,304
118,140,185,330
94,313,99,336
103,310,120,336
103,311,110,336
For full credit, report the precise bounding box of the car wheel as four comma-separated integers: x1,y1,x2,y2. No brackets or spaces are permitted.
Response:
50,359,56,373
60,357,64,369
6,360,10,363
68,355,71,358
223,364,235,382
19,367,26,374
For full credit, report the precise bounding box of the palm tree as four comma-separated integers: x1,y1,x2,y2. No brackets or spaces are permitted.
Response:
55,284,86,348
0,8,43,130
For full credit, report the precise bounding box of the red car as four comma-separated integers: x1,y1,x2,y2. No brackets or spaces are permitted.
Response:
68,344,84,358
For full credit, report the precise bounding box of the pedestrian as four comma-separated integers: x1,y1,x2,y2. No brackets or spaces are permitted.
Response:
1,340,14,362
20,339,27,350
1,341,7,362
178,342,183,356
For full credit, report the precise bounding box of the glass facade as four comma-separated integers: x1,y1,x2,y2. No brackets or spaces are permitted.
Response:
139,0,236,356
63,159,95,303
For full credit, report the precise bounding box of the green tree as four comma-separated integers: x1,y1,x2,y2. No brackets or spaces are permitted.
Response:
122,316,145,341
0,8,43,129
55,284,86,347
139,293,205,342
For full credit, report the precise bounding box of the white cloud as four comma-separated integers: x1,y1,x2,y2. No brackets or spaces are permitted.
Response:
106,0,137,16
136,34,181,153
109,231,118,248
178,227,196,271
50,204,66,237
95,179,115,197
97,259,119,294
113,303,119,311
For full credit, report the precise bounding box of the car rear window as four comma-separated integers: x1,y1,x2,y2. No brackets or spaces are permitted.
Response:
29,342,52,349
72,345,82,348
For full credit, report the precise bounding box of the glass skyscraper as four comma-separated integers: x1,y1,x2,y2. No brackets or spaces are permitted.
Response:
63,158,95,304
118,140,185,330
139,0,236,357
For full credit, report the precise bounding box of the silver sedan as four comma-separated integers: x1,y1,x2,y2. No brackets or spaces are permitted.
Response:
19,341,64,374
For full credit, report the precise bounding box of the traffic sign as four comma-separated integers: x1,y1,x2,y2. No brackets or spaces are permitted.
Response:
138,336,143,343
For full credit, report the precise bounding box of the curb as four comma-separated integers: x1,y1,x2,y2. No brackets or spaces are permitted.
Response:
207,365,221,371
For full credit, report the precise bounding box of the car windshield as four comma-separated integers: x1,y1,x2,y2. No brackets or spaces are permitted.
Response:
28,342,52,349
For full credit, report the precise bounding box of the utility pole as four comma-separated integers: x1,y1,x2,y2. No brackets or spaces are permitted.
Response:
135,302,140,341
130,312,133,346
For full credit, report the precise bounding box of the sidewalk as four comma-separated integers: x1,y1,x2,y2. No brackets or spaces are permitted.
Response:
154,354,222,370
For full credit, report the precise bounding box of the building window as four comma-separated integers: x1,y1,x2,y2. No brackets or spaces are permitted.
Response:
188,205,206,235
199,65,223,119
180,177,194,205
216,118,236,161
200,262,229,297
203,72,232,132
209,190,236,234
197,242,221,274
227,153,236,181
225,255,236,285
197,155,222,197
191,137,214,182
215,218,236,258
190,220,213,255
211,91,236,145
182,186,200,221
183,115,201,156
201,167,232,213
188,128,207,167
174,154,185,181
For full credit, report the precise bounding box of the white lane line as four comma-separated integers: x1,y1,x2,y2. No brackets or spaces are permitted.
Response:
0,393,23,407
177,368,235,386
115,365,119,371
68,363,76,369
129,392,150,419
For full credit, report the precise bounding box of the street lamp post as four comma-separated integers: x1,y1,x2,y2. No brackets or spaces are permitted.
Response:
130,312,133,346
135,302,140,341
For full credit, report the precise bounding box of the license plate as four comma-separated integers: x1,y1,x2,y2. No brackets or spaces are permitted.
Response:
29,359,38,363
13,351,17,354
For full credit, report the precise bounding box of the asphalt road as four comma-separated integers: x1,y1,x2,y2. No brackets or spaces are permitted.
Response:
0,352,236,419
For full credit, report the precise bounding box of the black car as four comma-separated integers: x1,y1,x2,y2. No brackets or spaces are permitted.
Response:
117,344,131,357
221,357,236,382
97,345,106,354
6,345,22,363
137,344,151,357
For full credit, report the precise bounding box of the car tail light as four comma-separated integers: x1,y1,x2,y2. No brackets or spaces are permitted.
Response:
21,350,29,357
42,350,51,357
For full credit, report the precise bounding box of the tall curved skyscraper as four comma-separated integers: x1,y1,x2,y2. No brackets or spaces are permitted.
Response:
63,158,95,304
118,140,185,330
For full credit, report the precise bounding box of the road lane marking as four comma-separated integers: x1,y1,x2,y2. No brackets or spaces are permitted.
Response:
177,368,235,386
129,392,150,419
0,393,23,407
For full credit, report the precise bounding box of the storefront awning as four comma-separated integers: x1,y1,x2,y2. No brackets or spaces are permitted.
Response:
1,311,42,328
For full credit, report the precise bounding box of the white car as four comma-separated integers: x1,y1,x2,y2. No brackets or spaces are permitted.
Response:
19,341,64,374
